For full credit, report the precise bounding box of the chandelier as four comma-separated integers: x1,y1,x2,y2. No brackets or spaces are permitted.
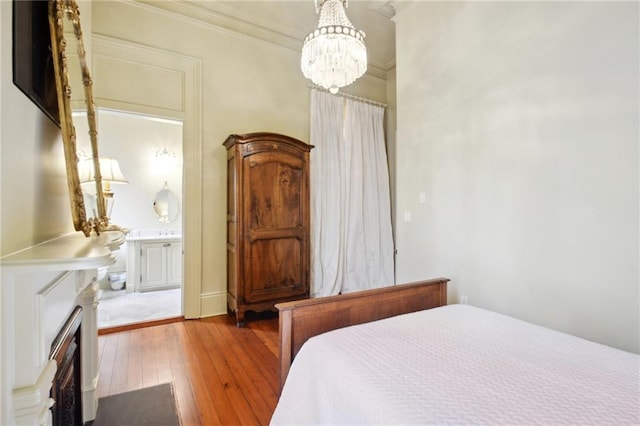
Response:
301,0,367,94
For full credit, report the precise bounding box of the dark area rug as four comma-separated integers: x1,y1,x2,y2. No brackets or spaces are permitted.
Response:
88,383,180,426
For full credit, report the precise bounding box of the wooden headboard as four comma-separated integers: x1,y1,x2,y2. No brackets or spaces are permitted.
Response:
275,278,449,390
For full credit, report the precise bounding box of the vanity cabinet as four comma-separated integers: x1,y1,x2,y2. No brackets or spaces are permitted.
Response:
126,233,182,292
139,240,182,291
224,132,313,326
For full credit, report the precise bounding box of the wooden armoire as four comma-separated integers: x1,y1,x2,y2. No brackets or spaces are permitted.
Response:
224,132,313,326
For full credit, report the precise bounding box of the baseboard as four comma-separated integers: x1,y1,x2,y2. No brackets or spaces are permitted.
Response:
98,316,184,335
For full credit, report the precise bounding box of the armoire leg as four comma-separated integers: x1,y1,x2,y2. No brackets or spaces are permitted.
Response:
235,309,245,327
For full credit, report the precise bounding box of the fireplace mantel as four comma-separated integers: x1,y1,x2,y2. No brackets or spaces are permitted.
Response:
1,230,125,270
1,230,126,425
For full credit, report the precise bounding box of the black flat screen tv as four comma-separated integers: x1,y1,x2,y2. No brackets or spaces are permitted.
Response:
12,0,60,127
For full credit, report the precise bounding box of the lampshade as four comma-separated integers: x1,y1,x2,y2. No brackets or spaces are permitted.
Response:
301,0,367,94
78,157,127,220
79,157,128,187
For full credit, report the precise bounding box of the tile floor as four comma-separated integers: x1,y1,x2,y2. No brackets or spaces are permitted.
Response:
97,287,182,329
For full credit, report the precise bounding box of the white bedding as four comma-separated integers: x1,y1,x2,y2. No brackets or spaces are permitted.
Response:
271,304,640,425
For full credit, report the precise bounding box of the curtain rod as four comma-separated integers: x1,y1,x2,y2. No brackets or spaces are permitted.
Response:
307,85,388,108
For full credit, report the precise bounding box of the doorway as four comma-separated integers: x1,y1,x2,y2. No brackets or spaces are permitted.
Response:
92,109,184,329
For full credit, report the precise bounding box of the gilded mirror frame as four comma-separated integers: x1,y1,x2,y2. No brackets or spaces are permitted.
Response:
48,0,108,236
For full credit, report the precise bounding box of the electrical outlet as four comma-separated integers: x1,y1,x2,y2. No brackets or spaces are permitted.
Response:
461,295,468,305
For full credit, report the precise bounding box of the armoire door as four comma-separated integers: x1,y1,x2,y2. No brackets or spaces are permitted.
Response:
242,150,308,303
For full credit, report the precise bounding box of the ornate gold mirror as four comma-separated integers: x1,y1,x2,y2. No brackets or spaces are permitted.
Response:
48,0,108,236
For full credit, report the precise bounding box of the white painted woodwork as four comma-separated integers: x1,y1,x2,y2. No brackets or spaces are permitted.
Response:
142,243,167,289
0,231,125,425
127,234,182,293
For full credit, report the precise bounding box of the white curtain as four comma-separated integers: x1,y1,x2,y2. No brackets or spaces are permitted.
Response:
310,89,395,297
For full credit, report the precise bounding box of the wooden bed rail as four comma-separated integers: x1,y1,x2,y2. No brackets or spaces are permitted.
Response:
275,277,449,390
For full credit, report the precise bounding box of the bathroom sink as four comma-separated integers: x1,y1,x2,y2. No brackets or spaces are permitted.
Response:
126,229,182,241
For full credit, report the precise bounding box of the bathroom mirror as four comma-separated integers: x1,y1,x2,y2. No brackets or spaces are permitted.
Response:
48,0,108,236
153,183,180,223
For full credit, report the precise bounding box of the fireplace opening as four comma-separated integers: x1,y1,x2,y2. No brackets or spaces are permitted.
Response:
49,306,83,426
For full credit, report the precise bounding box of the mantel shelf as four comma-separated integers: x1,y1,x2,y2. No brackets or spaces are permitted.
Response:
0,230,126,272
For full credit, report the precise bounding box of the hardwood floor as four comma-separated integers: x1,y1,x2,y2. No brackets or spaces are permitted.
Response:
96,312,280,425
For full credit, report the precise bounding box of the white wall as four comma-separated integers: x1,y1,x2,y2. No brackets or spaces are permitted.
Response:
394,2,639,353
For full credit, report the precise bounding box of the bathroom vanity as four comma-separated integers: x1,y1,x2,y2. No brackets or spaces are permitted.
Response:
126,230,182,293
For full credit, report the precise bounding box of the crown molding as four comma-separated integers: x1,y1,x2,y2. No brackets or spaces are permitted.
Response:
133,0,389,80
369,1,411,18
368,1,396,18
390,0,414,22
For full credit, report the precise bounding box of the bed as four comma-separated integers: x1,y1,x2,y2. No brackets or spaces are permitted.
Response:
272,279,640,425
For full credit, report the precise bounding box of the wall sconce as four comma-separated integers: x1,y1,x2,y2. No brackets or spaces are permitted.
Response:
79,157,128,218
155,147,176,160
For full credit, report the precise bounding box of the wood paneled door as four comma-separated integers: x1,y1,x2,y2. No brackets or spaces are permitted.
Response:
224,133,313,326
